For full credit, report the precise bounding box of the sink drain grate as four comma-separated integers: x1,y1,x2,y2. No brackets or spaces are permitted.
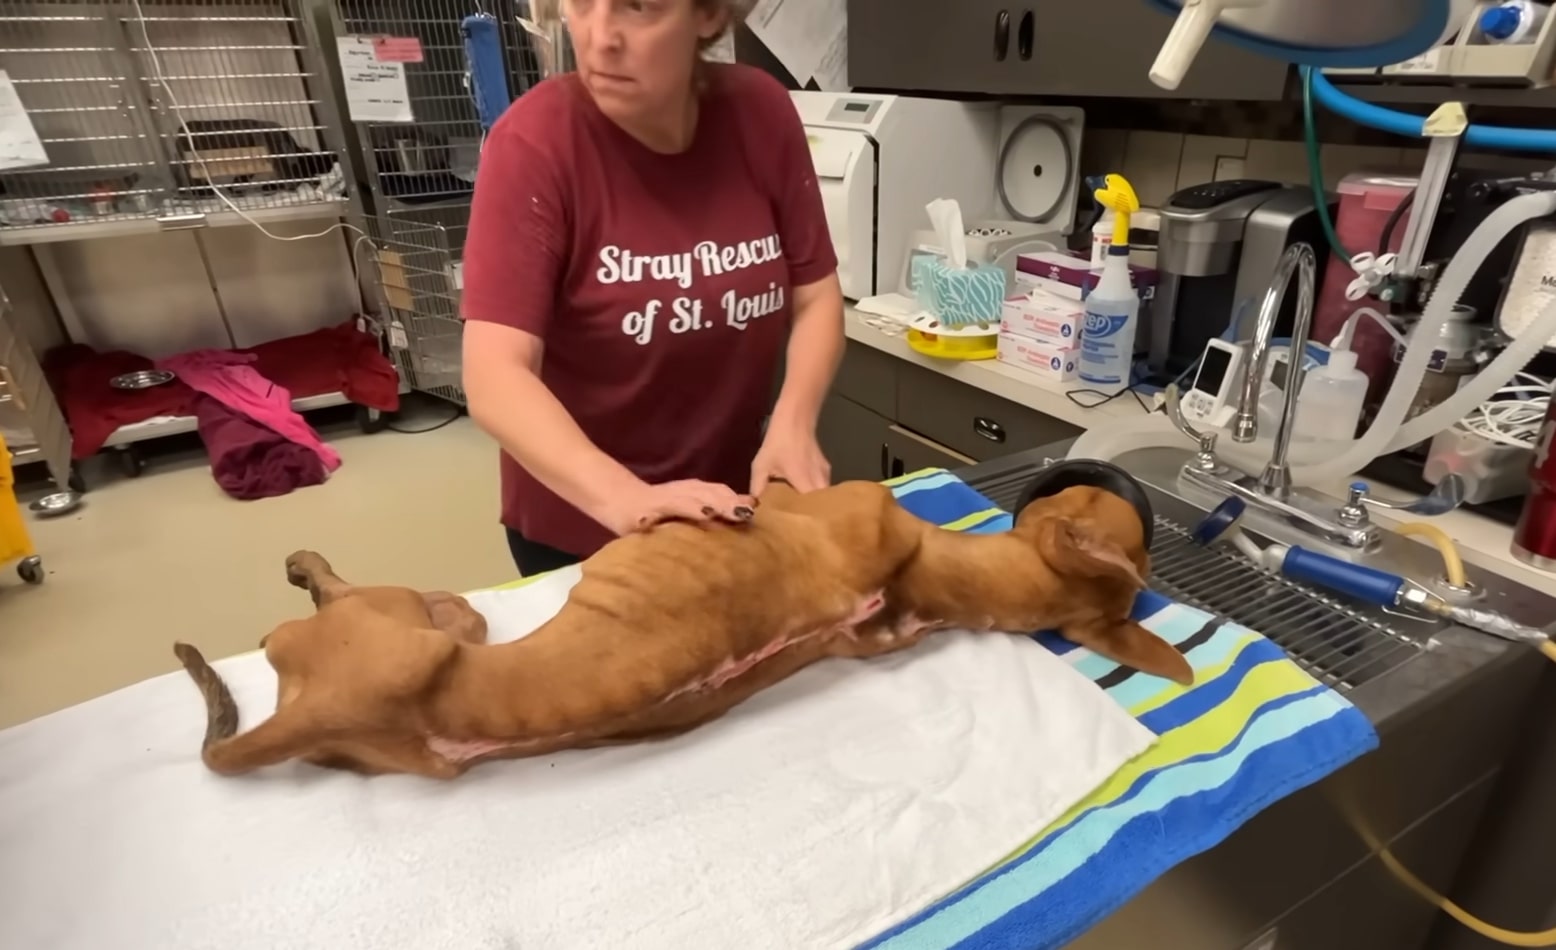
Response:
1148,519,1423,692
967,465,1424,692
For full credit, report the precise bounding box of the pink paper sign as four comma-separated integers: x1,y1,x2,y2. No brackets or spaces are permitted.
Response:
373,36,424,63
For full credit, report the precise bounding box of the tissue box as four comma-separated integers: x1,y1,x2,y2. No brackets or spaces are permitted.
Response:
1001,293,1082,349
998,331,1079,384
1014,251,1158,301
925,259,1006,326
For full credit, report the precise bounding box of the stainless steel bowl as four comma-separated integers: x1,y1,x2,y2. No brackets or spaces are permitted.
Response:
110,369,175,390
29,490,82,518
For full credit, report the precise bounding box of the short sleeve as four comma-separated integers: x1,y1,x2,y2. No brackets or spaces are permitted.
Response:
459,124,569,337
762,87,837,288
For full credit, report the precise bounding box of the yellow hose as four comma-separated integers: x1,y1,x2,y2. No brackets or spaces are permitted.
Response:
1398,521,1468,588
1347,522,1556,943
1359,631,1556,946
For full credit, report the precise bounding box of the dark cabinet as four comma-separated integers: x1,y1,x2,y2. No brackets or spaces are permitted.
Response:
817,393,894,483
846,0,1289,100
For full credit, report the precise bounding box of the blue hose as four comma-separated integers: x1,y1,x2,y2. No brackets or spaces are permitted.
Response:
1304,66,1556,153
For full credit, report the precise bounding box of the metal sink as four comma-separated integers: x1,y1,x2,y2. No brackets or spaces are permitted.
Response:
966,445,1556,715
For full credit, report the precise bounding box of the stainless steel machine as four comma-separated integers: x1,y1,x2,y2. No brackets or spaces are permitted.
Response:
1150,182,1334,380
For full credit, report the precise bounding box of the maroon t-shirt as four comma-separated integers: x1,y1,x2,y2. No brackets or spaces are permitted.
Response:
461,65,837,558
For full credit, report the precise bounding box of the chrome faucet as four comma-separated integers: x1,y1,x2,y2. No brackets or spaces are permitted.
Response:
1231,242,1316,499
1167,241,1463,553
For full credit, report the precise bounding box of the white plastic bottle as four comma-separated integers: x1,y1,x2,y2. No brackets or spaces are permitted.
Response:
1079,246,1140,394
1291,349,1368,442
1480,0,1549,43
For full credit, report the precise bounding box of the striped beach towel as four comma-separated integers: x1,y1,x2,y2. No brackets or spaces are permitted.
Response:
860,469,1379,949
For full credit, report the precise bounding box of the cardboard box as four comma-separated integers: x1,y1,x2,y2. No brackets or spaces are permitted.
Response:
1014,250,1158,301
997,331,1079,384
1001,292,1082,348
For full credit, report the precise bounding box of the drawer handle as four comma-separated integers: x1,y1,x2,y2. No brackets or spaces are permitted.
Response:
1017,9,1034,61
879,442,891,480
973,416,1007,443
993,10,1010,61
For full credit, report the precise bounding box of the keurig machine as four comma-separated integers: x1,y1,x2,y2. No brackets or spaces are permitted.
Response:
1150,180,1335,380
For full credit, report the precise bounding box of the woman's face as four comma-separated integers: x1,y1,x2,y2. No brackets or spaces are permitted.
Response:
566,0,723,120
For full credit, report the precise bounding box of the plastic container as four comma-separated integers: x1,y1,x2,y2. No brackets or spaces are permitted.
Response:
1480,0,1550,43
1079,245,1140,394
1311,174,1417,400
1291,348,1368,442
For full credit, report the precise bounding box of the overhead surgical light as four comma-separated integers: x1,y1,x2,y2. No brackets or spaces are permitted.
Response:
1145,0,1466,90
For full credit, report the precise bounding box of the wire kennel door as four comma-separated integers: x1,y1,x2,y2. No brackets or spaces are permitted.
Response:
332,0,545,258
0,0,351,244
365,213,464,405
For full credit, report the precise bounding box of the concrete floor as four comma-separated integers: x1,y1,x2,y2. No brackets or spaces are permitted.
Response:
0,401,515,730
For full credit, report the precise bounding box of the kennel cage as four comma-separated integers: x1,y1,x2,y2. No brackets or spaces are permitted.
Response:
0,0,353,245
363,213,463,405
0,283,72,492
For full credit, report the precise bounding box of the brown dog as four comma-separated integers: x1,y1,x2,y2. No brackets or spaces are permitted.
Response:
174,481,1193,780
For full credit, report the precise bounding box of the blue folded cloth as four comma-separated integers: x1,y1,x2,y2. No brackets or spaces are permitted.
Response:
861,469,1380,949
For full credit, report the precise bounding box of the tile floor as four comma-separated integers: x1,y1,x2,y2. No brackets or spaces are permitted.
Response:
0,400,516,729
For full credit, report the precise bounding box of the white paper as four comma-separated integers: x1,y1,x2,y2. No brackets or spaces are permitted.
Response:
0,71,48,172
703,31,736,63
926,198,968,269
335,36,414,124
812,22,850,91
748,0,845,87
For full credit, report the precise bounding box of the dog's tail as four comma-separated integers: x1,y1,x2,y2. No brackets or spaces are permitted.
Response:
173,642,318,775
173,642,241,754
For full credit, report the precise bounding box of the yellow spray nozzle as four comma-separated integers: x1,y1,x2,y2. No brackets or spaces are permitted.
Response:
1094,174,1139,249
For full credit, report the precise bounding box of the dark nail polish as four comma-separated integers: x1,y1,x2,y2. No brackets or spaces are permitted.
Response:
734,506,754,520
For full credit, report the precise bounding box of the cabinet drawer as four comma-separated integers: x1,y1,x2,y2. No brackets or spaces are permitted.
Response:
833,340,898,418
884,425,973,479
817,394,895,484
896,363,1081,461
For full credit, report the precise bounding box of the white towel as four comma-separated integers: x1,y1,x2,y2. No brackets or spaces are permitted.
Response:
0,567,1153,950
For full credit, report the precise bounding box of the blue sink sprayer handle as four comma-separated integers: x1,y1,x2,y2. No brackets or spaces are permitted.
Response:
1280,547,1406,608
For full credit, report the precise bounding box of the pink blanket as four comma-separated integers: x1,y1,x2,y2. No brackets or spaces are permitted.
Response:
155,350,342,473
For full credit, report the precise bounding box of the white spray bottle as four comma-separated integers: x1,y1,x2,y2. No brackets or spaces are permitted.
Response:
1078,174,1141,394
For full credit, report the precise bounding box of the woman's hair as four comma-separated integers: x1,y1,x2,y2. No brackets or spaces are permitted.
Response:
697,0,751,50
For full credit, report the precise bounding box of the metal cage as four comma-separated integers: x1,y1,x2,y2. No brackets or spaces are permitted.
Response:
0,285,72,490
364,213,463,405
0,0,351,244
332,0,547,258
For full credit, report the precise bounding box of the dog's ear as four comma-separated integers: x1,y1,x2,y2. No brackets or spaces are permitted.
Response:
1065,618,1195,686
1035,516,1147,589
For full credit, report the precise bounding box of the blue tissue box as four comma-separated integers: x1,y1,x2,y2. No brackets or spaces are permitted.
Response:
926,259,1006,327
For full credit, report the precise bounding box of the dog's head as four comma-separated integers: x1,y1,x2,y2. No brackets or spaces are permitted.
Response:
1015,484,1150,589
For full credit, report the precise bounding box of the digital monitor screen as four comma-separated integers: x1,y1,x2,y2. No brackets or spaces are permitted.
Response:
844,101,870,112
1193,345,1233,396
1269,355,1290,392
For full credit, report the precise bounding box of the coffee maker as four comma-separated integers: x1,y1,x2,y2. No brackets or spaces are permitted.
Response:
1149,180,1335,380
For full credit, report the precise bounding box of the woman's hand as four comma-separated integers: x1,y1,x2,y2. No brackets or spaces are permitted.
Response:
750,423,831,496
601,480,758,536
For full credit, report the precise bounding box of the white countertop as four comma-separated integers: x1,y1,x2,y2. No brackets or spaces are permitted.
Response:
843,306,1552,591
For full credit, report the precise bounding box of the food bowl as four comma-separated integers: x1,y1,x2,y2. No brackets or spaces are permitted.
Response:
109,369,175,390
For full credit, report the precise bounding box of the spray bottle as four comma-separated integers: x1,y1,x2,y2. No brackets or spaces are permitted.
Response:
1078,174,1141,394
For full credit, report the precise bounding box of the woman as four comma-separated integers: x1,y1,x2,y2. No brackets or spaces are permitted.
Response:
460,0,844,575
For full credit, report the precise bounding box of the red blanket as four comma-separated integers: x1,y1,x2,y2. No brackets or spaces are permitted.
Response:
45,321,401,460
193,395,329,500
